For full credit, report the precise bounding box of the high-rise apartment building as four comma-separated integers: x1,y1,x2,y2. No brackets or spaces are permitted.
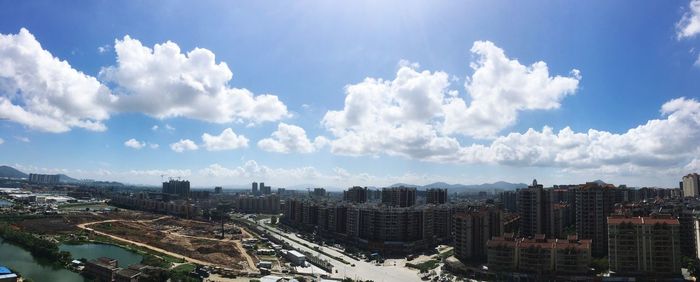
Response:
453,207,503,262
28,173,60,185
343,186,368,203
252,182,259,195
608,215,681,277
162,179,190,198
381,186,417,207
426,188,448,204
499,190,517,212
576,182,615,257
517,179,549,237
683,173,700,197
312,188,326,198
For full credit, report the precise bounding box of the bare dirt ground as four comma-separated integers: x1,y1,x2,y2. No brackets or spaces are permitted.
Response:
14,210,160,234
81,215,257,271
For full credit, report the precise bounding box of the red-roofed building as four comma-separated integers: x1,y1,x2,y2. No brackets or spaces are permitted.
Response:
607,215,681,277
486,234,591,275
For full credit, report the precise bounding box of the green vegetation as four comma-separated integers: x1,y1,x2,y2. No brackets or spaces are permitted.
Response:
169,263,200,282
0,223,71,263
141,253,172,268
590,257,609,273
406,259,440,273
683,256,699,277
439,249,454,259
172,263,196,273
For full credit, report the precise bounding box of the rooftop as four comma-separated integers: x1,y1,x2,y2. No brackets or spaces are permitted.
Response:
607,216,680,225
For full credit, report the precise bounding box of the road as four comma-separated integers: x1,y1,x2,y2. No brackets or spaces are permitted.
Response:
251,218,422,282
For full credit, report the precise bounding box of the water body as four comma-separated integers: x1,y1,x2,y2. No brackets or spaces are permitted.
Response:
0,238,86,282
60,243,144,267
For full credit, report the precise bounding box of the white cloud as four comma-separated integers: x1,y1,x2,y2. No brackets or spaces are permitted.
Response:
124,138,146,149
149,143,159,149
322,41,580,158
99,35,289,124
444,98,700,174
170,139,199,152
151,125,159,131
443,41,580,138
201,128,249,151
0,28,115,132
0,28,289,133
0,138,3,145
165,124,175,131
678,0,700,39
14,136,30,143
258,123,328,153
97,44,111,54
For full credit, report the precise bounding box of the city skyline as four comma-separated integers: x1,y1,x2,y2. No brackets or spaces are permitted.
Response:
2,1,700,187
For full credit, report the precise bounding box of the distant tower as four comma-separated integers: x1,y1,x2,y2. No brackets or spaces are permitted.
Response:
252,182,259,195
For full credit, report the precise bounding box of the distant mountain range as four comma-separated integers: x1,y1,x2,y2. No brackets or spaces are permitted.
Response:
0,165,120,186
0,165,28,179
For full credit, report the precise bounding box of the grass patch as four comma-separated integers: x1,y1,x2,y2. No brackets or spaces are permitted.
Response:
439,249,454,259
406,259,440,273
172,263,196,273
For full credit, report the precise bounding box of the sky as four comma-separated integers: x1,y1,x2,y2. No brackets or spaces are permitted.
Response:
1,0,700,189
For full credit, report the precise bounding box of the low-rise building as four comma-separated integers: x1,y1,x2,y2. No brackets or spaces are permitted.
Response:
285,250,306,266
486,234,591,275
115,268,140,282
85,257,119,282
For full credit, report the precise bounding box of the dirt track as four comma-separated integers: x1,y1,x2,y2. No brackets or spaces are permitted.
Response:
78,216,257,271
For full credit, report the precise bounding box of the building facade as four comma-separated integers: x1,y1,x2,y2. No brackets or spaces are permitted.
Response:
28,173,60,185
683,173,700,198
608,215,681,277
576,182,616,257
162,179,190,198
343,186,368,203
486,234,591,275
381,186,417,207
426,188,448,204
453,207,503,262
517,179,549,237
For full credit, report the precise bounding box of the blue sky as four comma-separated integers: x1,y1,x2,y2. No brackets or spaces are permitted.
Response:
1,0,700,188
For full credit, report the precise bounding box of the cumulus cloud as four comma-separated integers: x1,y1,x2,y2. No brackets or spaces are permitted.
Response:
0,28,115,132
99,35,289,124
258,123,328,153
201,128,249,151
443,98,700,175
443,41,580,138
0,138,3,145
0,28,289,133
170,139,198,152
678,0,700,39
124,138,146,149
322,41,580,158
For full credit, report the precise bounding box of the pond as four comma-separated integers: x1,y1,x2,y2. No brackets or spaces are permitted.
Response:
59,243,144,267
0,238,86,282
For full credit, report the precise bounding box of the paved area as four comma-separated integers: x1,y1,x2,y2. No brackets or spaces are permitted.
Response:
252,218,423,282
